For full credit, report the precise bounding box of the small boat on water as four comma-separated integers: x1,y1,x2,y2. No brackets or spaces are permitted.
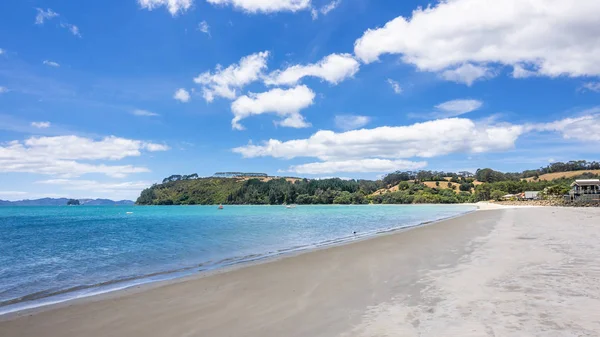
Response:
218,204,224,210
285,204,297,209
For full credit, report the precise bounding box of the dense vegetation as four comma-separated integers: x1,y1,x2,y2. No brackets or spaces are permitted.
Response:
136,160,600,205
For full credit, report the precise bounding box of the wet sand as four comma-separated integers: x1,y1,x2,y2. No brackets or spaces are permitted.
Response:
1,207,600,336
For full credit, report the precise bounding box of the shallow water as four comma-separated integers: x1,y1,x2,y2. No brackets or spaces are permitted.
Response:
0,204,475,314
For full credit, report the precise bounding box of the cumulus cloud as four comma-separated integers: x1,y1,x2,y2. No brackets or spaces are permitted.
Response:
512,64,537,79
31,121,51,128
265,53,359,86
194,51,269,102
173,88,191,102
287,158,427,174
387,79,402,94
207,0,310,13
132,109,159,117
334,115,370,130
534,112,600,142
354,0,600,81
434,99,483,118
233,110,600,174
231,85,315,130
233,118,525,161
0,135,168,178
35,8,59,25
43,60,60,67
440,64,495,86
137,0,193,15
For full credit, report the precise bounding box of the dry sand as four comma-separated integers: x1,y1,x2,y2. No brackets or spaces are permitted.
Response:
1,206,600,336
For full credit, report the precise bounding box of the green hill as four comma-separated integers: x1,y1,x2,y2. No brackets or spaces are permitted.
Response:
136,160,600,205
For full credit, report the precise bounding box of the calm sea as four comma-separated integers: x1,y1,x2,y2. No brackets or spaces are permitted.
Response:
0,204,475,314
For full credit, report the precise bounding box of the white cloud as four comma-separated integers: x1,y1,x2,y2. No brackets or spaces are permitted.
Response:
0,48,5,55
311,0,341,19
137,0,193,15
231,85,315,130
35,8,59,25
35,8,81,37
198,21,210,36
434,99,483,118
311,8,318,20
233,110,600,174
37,179,151,192
387,79,402,94
440,64,495,86
43,60,60,67
265,53,359,86
60,23,82,38
206,0,311,13
334,115,370,130
0,86,8,94
173,88,191,102
512,64,537,79
0,191,27,197
581,82,600,93
194,51,269,102
534,112,600,142
233,118,525,161
287,158,427,174
132,109,159,117
31,121,51,128
35,179,152,200
144,143,170,151
320,0,340,15
354,0,600,81
0,135,169,178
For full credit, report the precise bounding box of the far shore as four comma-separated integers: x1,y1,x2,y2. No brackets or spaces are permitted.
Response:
2,205,599,336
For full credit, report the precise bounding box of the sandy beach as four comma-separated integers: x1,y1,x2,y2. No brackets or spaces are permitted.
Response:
2,206,600,336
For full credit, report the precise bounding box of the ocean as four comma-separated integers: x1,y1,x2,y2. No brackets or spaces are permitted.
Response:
0,204,475,314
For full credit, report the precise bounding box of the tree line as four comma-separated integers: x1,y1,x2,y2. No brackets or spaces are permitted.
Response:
137,160,600,205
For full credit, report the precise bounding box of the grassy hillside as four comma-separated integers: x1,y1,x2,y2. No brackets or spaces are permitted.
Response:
136,161,600,205
524,170,600,182
137,178,244,205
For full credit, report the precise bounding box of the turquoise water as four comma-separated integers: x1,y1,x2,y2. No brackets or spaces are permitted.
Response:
0,205,475,314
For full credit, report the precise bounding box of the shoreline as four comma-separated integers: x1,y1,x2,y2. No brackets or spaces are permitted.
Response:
0,204,477,318
3,206,599,336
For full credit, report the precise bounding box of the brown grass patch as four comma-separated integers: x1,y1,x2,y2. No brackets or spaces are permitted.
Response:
524,170,600,182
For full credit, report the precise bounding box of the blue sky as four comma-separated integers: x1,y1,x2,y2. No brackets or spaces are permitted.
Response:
0,0,599,200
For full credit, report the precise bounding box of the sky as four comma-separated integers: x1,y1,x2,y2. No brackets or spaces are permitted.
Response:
0,0,599,201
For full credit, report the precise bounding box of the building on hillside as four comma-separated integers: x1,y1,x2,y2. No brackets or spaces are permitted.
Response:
523,191,540,200
566,179,600,202
213,172,268,178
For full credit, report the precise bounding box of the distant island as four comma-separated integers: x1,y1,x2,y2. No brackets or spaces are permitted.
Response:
0,198,135,206
136,161,600,205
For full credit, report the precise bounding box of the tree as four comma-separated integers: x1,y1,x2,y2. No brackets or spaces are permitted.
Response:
459,182,473,192
490,190,506,201
67,199,80,206
333,191,352,204
435,181,440,187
